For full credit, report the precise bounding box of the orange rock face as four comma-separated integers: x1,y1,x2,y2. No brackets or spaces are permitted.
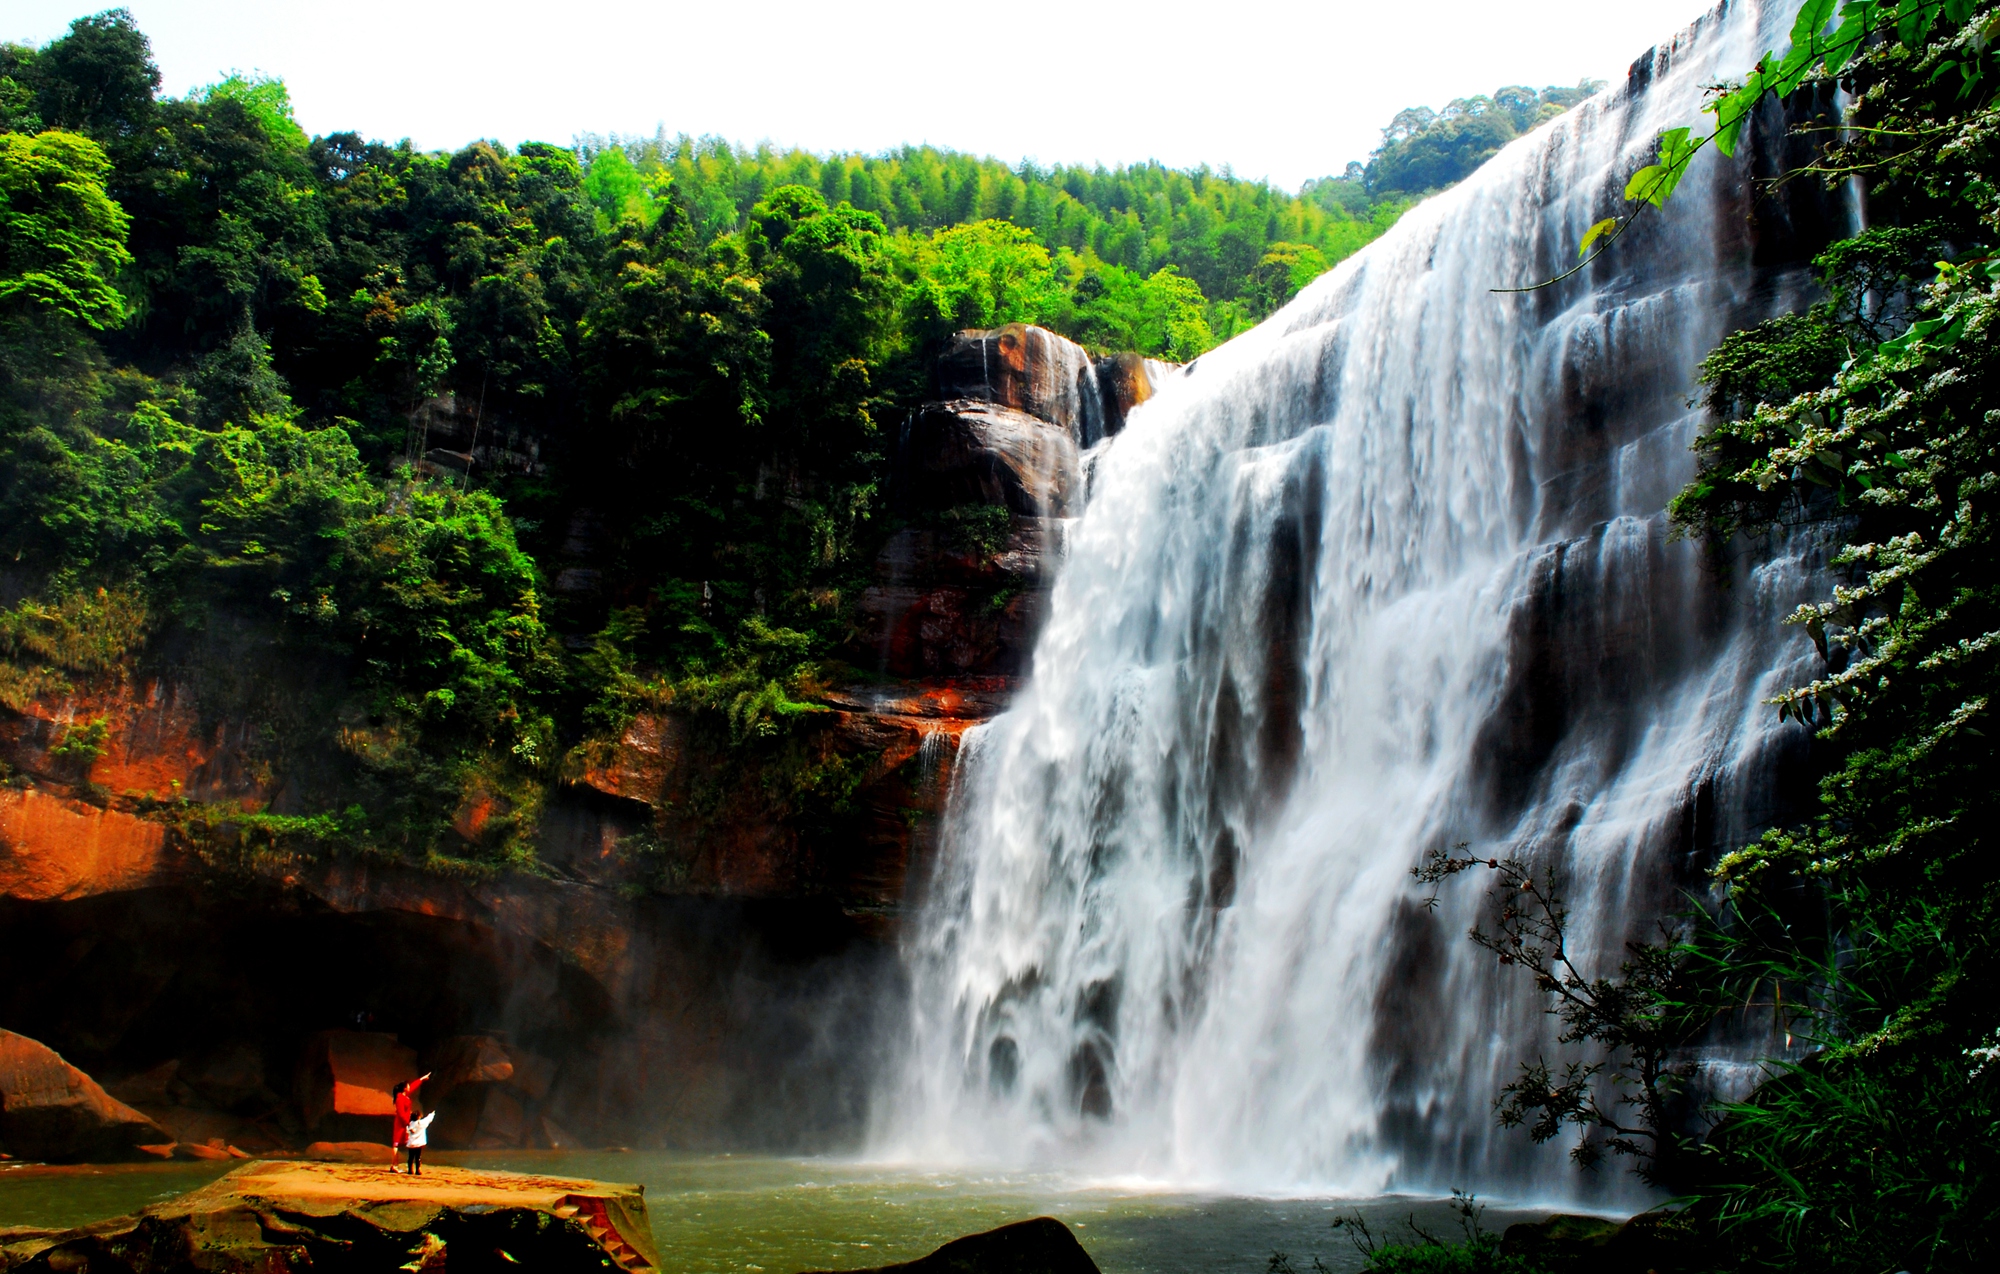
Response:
552,683,995,932
0,1029,170,1162
0,788,175,901
295,1031,417,1127
0,676,273,807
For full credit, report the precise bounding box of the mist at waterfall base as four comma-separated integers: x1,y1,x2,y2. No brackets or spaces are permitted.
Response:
873,0,1844,1208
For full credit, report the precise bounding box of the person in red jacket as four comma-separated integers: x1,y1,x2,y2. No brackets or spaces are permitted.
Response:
391,1072,430,1174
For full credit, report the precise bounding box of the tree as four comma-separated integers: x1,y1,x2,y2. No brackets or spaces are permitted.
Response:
22,9,158,146
902,217,1060,347
583,145,654,227
192,73,309,151
1245,242,1330,317
1365,83,1602,197
0,129,131,329
749,183,895,477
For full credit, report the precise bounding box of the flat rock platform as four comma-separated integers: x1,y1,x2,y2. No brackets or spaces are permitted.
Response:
0,1159,658,1272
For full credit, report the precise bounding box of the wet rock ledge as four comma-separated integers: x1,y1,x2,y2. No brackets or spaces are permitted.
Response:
0,1159,658,1273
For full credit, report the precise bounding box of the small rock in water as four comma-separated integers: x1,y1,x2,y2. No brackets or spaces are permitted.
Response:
801,1217,1099,1274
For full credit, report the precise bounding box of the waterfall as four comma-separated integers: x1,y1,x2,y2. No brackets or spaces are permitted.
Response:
879,0,1839,1205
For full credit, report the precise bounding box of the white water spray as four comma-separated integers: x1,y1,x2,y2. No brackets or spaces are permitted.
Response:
881,0,1835,1205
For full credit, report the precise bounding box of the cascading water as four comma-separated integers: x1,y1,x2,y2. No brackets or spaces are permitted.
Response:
879,0,1844,1205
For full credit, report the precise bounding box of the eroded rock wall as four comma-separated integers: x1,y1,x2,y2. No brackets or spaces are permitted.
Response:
0,324,1156,1158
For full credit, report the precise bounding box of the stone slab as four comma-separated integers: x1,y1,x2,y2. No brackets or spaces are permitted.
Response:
0,1158,659,1272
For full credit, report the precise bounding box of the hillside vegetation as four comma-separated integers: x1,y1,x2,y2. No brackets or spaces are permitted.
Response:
0,8,1598,870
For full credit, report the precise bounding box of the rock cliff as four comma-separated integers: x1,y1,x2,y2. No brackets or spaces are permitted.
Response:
0,325,1165,1160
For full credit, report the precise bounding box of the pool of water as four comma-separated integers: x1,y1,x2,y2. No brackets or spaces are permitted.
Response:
0,1152,1549,1274
0,1161,238,1231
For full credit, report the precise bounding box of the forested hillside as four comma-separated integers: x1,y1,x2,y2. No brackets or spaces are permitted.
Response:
0,7,1597,871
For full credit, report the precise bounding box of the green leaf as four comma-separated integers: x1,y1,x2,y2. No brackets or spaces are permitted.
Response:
1658,126,1696,170
1625,127,1698,208
1711,86,1758,158
1625,165,1669,206
1790,0,1838,47
1579,217,1620,258
1897,0,1938,49
1773,43,1819,97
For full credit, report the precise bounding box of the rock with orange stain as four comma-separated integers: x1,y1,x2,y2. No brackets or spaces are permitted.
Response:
450,786,504,843
554,692,987,925
294,1031,416,1129
0,788,176,901
0,1029,171,1162
567,712,687,808
934,322,1172,448
0,677,271,807
851,521,1053,680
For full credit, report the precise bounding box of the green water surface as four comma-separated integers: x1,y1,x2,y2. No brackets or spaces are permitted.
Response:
0,1152,1548,1274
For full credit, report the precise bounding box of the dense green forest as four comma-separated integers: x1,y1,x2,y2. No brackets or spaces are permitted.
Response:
570,80,1599,343
0,9,1596,868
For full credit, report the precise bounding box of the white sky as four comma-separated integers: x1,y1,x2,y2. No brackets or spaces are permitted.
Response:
8,1,1716,191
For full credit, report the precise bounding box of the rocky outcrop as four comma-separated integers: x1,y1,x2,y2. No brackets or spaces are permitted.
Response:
564,680,988,922
0,1030,169,1162
408,391,545,485
804,1217,1101,1274
933,323,1172,449
0,324,1167,1157
904,325,1173,520
859,324,1171,683
907,400,1084,516
0,789,172,901
294,1031,413,1129
0,1159,659,1273
853,523,1055,679
1499,1211,1704,1272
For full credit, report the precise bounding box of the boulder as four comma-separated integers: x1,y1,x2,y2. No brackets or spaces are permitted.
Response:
935,324,1171,448
937,324,1107,437
805,1216,1100,1274
104,1060,181,1107
505,1049,555,1103
175,1140,239,1161
142,1110,284,1154
179,1042,279,1113
0,1029,170,1162
430,1035,515,1094
566,713,687,810
1500,1210,1702,1273
475,1084,531,1148
294,1030,415,1129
